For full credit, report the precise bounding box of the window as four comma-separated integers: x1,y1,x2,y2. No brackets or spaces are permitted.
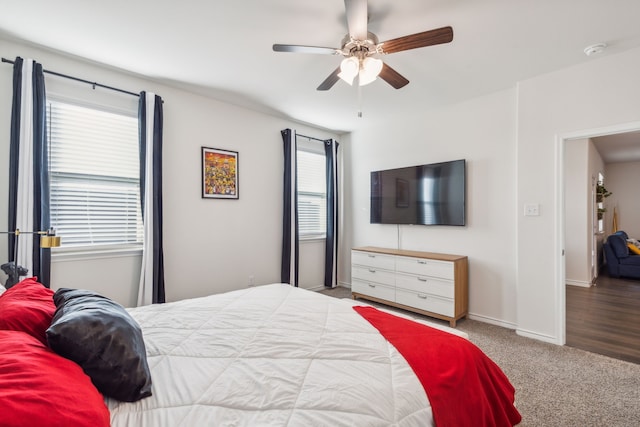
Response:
297,143,326,239
47,98,142,250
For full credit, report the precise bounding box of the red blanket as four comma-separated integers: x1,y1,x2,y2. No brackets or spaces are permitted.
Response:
354,306,521,426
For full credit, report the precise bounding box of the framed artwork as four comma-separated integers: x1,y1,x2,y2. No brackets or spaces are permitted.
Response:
201,147,239,199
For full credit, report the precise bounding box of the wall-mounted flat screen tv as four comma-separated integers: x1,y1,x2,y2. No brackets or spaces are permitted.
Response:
370,159,466,226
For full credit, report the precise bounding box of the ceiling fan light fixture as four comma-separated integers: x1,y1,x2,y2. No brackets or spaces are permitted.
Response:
358,57,383,86
274,2,454,91
338,57,359,85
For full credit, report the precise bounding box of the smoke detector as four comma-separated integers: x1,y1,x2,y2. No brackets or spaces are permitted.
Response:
584,43,607,56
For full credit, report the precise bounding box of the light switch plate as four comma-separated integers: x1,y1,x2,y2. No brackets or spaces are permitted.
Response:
524,204,540,216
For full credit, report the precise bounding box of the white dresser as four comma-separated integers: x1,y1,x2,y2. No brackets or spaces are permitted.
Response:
351,246,468,327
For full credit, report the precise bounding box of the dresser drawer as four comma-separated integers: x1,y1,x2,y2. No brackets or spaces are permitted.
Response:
352,265,395,286
395,273,454,299
395,256,454,280
352,279,395,302
395,289,454,317
352,250,395,271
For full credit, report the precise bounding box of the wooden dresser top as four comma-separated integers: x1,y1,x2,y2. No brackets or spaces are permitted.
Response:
352,246,467,262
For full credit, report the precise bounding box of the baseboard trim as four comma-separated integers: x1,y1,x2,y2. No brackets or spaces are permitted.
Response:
566,279,591,287
516,327,560,345
307,282,352,292
337,281,351,289
467,313,517,330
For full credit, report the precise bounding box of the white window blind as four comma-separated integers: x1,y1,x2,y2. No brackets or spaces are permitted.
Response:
297,148,326,238
47,99,142,249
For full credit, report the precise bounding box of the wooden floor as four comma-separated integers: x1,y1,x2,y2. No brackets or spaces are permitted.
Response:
566,270,640,364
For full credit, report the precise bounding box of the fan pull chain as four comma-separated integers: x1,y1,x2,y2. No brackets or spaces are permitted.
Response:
357,82,363,118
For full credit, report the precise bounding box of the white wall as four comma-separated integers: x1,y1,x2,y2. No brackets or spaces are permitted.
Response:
516,46,640,343
347,89,518,327
0,38,339,307
337,132,353,287
564,138,605,286
564,138,590,285
606,161,640,238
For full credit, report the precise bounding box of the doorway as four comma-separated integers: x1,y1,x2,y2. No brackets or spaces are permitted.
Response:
558,121,640,349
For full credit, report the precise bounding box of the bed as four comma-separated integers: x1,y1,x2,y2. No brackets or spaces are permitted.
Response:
0,280,521,426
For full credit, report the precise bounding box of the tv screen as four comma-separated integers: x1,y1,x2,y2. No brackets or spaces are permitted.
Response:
370,159,466,226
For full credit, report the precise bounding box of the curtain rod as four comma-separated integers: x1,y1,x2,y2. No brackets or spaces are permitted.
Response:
2,57,140,98
296,133,329,143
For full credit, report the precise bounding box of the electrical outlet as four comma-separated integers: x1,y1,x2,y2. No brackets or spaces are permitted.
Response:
248,275,255,287
524,204,540,216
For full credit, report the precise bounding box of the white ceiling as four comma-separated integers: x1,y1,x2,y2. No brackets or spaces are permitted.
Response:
1,0,640,138
593,131,640,164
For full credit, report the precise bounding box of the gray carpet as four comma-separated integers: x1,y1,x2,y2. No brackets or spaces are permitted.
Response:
319,286,640,426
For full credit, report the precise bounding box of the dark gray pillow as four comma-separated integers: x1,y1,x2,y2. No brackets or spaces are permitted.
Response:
46,288,152,402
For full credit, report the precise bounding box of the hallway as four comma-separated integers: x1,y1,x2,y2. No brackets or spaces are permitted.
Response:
566,270,640,364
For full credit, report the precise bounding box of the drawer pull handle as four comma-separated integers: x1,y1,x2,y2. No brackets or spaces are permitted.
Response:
368,284,376,288
417,277,427,282
368,269,376,273
417,260,427,264
368,255,376,258
417,294,428,299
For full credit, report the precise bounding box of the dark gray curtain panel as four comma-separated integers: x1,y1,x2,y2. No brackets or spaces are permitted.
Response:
138,91,165,304
7,57,50,288
281,128,299,286
324,139,339,288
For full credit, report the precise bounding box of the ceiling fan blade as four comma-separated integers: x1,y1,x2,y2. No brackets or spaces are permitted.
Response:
344,0,368,40
273,44,340,55
379,26,453,54
317,67,341,91
378,63,409,89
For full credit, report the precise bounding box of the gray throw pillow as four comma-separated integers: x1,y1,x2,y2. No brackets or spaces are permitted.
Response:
46,288,152,402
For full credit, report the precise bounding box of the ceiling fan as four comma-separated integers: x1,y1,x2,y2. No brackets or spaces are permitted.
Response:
273,0,453,91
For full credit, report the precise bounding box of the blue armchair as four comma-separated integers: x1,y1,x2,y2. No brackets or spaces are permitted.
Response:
603,231,640,279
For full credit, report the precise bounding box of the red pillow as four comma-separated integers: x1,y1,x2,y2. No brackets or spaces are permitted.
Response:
0,277,55,345
0,330,110,427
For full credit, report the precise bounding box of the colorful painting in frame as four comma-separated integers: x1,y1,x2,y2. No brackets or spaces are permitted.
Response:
201,147,239,199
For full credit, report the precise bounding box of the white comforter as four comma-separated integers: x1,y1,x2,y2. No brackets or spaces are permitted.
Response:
108,284,441,427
